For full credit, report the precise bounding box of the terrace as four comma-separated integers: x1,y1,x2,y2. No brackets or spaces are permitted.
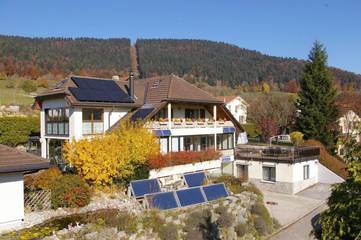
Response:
235,145,320,163
145,118,234,129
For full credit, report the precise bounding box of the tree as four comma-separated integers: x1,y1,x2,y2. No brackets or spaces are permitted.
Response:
21,80,37,93
285,79,299,93
295,41,339,150
318,138,361,239
62,121,159,186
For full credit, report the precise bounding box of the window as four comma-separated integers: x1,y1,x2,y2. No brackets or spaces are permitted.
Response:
82,109,103,135
184,135,214,152
171,137,180,152
185,108,206,119
303,165,310,179
159,137,169,153
262,166,276,182
45,108,69,135
216,133,234,150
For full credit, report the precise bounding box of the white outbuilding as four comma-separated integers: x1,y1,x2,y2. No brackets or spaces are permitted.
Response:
0,144,49,231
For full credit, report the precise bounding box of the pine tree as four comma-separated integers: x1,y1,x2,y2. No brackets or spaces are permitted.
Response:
296,41,339,150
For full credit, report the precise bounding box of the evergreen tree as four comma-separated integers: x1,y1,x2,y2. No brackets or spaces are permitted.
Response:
317,138,361,239
295,41,339,150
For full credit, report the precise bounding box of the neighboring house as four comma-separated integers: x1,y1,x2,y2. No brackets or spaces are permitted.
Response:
34,75,243,172
0,144,49,230
338,110,361,142
217,96,248,124
235,145,321,194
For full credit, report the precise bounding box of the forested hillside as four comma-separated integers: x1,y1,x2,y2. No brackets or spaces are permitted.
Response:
0,35,131,78
0,35,360,91
136,39,361,90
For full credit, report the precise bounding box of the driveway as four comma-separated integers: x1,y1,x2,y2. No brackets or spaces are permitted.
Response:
263,184,331,226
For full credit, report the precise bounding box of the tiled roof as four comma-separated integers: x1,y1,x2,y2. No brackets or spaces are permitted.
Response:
0,144,50,173
135,75,223,104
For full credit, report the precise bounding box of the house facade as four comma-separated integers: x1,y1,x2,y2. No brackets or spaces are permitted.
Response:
235,145,320,194
34,75,243,168
217,96,248,124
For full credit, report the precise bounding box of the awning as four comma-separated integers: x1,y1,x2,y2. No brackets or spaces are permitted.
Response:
223,127,235,133
153,130,172,137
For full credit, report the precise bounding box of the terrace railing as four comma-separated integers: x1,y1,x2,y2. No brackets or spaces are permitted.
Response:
146,119,234,129
235,146,320,162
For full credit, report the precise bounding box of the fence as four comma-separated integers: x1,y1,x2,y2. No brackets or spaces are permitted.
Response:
24,189,51,212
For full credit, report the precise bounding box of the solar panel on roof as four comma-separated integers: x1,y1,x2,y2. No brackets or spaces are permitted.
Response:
202,183,229,201
184,172,206,187
176,187,206,207
131,108,154,121
69,77,133,103
145,192,179,210
130,179,161,198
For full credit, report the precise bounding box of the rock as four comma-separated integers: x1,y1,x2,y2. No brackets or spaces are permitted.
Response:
129,234,137,240
173,219,181,225
84,232,98,240
117,231,127,239
56,228,69,235
165,216,173,223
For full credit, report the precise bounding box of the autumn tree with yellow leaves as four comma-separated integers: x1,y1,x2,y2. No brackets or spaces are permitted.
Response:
62,122,159,186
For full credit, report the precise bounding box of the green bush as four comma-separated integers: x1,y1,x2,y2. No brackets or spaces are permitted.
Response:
158,223,179,240
235,223,248,237
0,116,40,147
51,174,91,209
213,175,244,194
254,215,269,236
251,201,273,235
241,183,263,198
21,80,37,93
241,123,261,138
184,209,220,240
142,210,165,233
117,211,138,234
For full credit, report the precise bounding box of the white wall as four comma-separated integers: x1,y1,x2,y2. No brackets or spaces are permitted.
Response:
318,163,344,184
292,160,318,193
103,107,130,131
0,173,24,230
149,159,222,178
225,97,247,124
170,104,213,119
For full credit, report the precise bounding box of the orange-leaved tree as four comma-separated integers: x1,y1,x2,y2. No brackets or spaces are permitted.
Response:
62,121,159,186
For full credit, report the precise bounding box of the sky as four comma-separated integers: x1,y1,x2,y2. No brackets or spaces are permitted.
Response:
0,0,360,74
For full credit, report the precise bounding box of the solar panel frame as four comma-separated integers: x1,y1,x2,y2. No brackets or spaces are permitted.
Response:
202,183,229,202
145,191,179,210
131,108,155,121
130,178,161,198
69,77,133,103
183,171,207,187
175,187,206,207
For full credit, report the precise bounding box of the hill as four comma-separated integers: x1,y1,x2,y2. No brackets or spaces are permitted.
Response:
0,35,131,78
136,39,361,90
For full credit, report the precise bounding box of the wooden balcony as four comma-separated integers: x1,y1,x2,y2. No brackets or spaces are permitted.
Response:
145,119,234,129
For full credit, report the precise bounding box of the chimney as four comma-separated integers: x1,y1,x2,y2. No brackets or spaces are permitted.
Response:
129,71,134,100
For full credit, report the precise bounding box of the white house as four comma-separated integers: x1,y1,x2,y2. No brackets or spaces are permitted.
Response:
0,144,49,231
338,110,361,142
34,75,244,172
217,96,248,124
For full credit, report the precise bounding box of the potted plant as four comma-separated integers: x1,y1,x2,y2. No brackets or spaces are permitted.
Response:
197,118,205,125
173,118,182,125
185,118,193,125
207,119,214,125
159,118,168,125
218,118,225,125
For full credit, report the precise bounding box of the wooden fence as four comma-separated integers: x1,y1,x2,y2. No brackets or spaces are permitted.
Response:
24,189,51,212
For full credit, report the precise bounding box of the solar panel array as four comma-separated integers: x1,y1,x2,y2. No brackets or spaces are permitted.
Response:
130,179,161,198
69,77,133,103
183,172,207,187
144,183,229,210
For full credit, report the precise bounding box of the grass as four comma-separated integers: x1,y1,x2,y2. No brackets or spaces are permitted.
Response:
0,81,34,105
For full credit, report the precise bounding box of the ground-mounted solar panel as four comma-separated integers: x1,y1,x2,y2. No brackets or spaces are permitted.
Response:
184,172,207,187
130,179,161,198
145,192,179,210
176,187,206,207
69,77,133,103
131,108,154,121
202,183,229,201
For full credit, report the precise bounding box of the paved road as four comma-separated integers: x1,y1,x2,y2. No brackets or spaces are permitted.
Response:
269,203,328,240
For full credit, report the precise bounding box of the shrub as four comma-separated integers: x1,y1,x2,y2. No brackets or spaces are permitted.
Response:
213,175,244,194
117,211,138,234
51,174,91,208
184,209,219,240
290,131,304,146
142,210,165,233
148,149,221,169
158,223,179,240
32,167,62,190
36,79,49,88
0,116,40,147
241,183,263,198
235,223,248,237
216,211,234,228
254,215,268,236
22,80,37,93
62,121,159,186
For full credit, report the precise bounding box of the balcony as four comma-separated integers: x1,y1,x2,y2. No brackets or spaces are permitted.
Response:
145,118,234,129
235,145,320,163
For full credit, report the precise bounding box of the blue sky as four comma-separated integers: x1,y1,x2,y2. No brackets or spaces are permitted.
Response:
1,0,360,74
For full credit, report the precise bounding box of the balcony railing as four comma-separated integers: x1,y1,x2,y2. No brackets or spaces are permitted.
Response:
235,145,320,163
145,119,234,129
